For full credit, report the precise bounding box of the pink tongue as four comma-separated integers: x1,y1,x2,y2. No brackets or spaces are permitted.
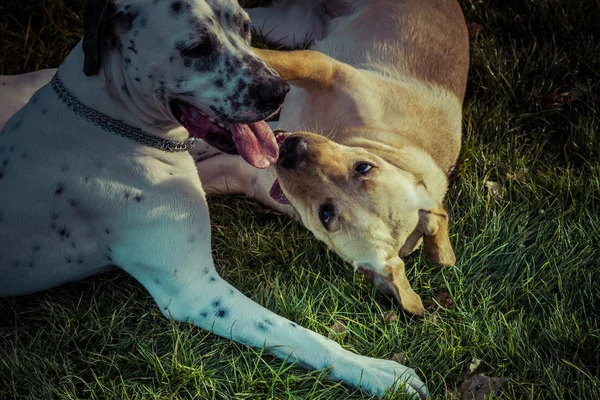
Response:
231,121,279,169
269,179,290,205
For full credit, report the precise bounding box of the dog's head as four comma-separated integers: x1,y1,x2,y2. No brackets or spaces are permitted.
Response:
270,131,456,313
82,0,289,168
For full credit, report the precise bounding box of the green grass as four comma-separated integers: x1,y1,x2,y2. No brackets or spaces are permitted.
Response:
1,0,599,398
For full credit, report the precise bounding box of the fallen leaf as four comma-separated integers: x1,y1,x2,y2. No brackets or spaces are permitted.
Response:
327,320,346,338
460,374,508,400
437,291,454,309
382,310,399,324
467,22,484,39
506,167,528,183
392,352,407,364
485,181,504,200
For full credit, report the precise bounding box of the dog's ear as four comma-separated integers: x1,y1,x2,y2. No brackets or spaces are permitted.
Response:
357,257,424,316
82,0,122,76
417,205,456,266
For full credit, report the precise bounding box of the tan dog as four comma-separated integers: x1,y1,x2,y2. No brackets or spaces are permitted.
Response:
196,0,469,316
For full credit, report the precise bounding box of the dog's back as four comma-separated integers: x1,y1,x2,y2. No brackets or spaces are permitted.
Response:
318,0,469,102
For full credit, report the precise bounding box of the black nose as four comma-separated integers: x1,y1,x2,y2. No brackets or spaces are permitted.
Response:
254,78,290,110
279,136,309,169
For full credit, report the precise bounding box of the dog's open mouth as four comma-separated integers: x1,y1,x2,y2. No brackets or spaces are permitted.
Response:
170,100,278,169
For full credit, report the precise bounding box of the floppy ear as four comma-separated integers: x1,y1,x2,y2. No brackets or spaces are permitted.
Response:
357,257,424,316
82,0,118,76
418,205,456,266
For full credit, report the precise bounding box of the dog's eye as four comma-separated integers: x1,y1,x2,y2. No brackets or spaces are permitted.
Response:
354,162,373,174
181,41,212,58
318,204,335,229
242,21,249,34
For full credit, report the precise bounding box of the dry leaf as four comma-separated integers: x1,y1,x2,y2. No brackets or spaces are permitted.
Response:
382,310,399,324
327,320,346,338
460,374,508,400
485,181,504,200
467,22,484,39
392,352,407,364
506,167,528,183
531,87,584,109
437,291,454,309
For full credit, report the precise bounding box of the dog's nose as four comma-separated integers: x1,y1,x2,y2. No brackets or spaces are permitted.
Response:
279,135,309,169
255,79,290,110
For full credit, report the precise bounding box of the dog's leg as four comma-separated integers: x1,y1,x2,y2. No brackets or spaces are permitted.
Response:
118,235,427,399
196,153,298,219
252,48,348,90
247,1,324,48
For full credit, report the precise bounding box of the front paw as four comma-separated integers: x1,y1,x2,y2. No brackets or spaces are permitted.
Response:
335,353,429,399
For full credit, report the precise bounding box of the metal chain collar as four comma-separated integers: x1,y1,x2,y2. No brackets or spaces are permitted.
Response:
50,74,196,153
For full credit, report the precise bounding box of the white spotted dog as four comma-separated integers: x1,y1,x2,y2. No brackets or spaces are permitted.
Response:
196,0,469,316
0,0,427,398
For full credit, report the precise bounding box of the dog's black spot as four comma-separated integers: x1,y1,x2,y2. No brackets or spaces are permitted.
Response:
61,165,69,172
134,30,139,37
66,256,72,264
171,1,182,14
0,172,4,180
42,109,47,116
128,46,138,54
170,56,174,64
209,276,216,282
122,84,131,97
212,298,222,308
9,145,15,152
12,260,20,267
32,97,38,104
69,199,78,207
107,246,112,253
173,269,177,275
124,57,131,66
140,17,147,28
236,79,246,92
28,261,34,268
33,244,41,252
78,257,84,264
124,191,131,199
215,308,229,318
187,234,196,243
71,242,76,248
183,59,192,68
50,212,59,221
58,227,70,240
2,159,8,168
20,152,26,160
264,319,275,327
107,256,113,262
203,267,210,275
155,279,160,285
134,194,143,202
289,322,297,328
255,321,268,332
200,311,208,318
175,41,186,51
148,74,154,80
215,79,224,88
84,177,89,182
54,184,64,196
105,228,110,235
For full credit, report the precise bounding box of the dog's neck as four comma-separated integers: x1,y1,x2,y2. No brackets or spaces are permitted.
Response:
56,41,188,142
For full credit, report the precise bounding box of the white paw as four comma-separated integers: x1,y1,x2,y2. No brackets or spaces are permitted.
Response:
335,353,429,399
